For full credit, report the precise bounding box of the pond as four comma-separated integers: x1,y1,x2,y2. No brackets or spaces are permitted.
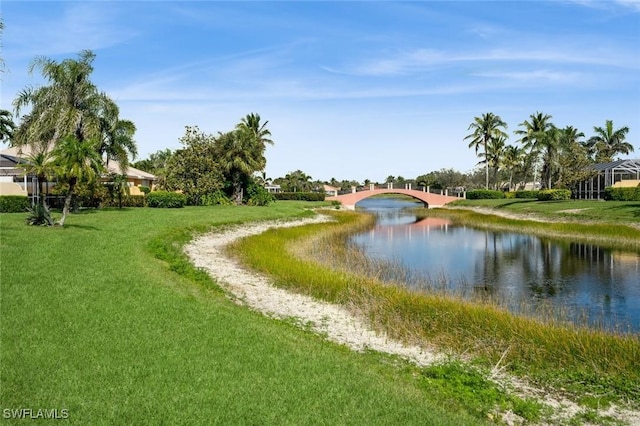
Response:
351,197,640,333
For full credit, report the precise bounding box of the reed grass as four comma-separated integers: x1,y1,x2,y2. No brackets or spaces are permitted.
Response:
228,210,640,407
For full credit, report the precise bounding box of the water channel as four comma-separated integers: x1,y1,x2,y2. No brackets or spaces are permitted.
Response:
351,197,640,333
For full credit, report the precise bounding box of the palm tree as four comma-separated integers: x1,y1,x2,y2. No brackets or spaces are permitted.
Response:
96,98,138,171
585,120,633,163
514,112,553,188
501,145,523,191
216,131,263,204
0,109,15,143
465,112,508,189
235,113,273,172
52,135,104,226
21,147,55,206
482,134,506,189
13,50,104,145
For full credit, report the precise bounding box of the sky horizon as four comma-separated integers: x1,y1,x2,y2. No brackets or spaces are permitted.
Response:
1,1,639,183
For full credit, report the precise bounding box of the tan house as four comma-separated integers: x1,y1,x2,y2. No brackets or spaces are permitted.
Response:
0,145,156,197
323,184,339,197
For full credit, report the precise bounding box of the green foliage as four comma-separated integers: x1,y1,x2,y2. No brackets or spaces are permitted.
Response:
25,202,54,226
515,190,540,199
537,189,571,201
421,362,543,421
147,191,186,208
102,195,146,208
466,189,505,199
165,127,224,206
246,181,275,206
0,195,30,213
199,191,232,206
604,186,640,201
274,192,325,201
138,185,151,195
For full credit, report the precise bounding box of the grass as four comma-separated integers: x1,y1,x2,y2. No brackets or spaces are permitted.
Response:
437,199,640,252
1,203,489,425
229,209,640,413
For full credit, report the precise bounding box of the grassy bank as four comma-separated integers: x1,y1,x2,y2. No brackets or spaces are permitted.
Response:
229,209,640,412
1,203,489,425
437,199,640,252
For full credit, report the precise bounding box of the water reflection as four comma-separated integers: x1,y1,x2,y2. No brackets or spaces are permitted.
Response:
352,198,640,333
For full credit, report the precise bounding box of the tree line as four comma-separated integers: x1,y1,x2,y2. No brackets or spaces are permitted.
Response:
464,112,633,191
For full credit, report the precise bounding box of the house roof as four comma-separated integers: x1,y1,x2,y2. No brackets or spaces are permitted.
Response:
0,145,156,180
591,159,640,173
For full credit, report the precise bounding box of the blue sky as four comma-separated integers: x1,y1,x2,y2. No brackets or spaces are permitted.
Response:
1,1,639,183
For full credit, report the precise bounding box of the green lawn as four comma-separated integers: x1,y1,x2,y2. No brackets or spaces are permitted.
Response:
448,198,640,225
1,204,484,425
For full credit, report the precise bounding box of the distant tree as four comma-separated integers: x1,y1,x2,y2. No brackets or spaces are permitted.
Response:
585,120,633,163
556,126,592,191
515,112,554,188
275,170,313,192
465,112,508,189
165,126,223,205
52,135,104,226
133,148,173,189
501,145,523,191
215,130,264,204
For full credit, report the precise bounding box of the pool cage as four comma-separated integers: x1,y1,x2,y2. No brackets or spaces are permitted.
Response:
575,159,640,199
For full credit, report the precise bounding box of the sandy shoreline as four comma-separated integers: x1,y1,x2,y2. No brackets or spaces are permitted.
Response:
184,214,639,425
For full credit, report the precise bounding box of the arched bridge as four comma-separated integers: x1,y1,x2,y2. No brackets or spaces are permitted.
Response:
326,188,462,210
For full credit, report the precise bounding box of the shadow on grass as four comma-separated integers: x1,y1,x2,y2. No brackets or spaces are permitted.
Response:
63,224,101,231
493,200,537,209
604,203,640,218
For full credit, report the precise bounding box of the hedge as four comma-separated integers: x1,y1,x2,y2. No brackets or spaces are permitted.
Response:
604,186,640,201
0,196,30,213
103,195,147,208
274,192,325,201
536,189,571,201
515,190,540,199
466,189,505,199
147,191,187,208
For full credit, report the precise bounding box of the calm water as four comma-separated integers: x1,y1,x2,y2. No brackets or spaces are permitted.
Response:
351,198,640,333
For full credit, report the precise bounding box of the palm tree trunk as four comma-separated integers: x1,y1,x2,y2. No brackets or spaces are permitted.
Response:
58,179,76,226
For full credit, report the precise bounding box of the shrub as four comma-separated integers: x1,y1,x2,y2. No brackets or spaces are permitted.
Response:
26,203,55,226
536,189,571,201
103,195,147,208
515,190,540,199
0,195,30,213
604,186,640,201
247,184,275,206
466,189,505,200
199,191,232,206
274,192,325,201
138,185,151,195
147,191,187,208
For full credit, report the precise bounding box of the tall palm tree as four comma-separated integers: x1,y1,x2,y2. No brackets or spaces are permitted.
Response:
465,112,508,189
483,134,506,189
235,113,273,172
514,112,553,188
0,109,15,143
501,145,523,191
21,148,55,206
216,131,263,204
13,50,103,145
52,135,104,226
585,120,633,163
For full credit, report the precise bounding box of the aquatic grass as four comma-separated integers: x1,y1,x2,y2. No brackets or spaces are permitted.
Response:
229,210,640,407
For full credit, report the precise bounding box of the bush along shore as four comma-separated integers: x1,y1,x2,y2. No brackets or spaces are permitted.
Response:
228,207,640,424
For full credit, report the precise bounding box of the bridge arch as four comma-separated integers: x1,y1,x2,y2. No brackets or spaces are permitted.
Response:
326,188,461,210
